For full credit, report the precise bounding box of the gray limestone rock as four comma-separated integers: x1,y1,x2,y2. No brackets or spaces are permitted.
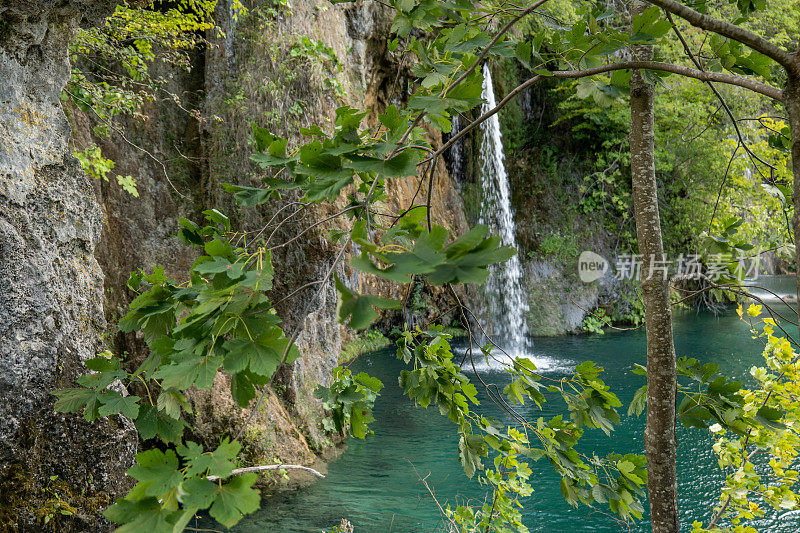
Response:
0,2,136,530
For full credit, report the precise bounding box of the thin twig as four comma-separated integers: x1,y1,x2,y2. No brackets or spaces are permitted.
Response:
234,240,350,440
408,461,460,531
268,205,360,251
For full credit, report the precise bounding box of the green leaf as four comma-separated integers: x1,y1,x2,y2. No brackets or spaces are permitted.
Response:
223,337,283,378
127,449,183,497
252,124,277,152
203,209,231,232
135,405,186,443
755,405,787,430
355,372,383,393
171,508,199,533
231,372,256,407
204,238,232,258
52,388,99,414
157,389,191,419
442,225,488,259
516,41,533,69
297,142,350,179
208,473,260,528
334,105,366,131
335,275,401,330
222,183,277,206
194,257,243,279
379,105,404,138
98,392,140,419
153,361,199,390
628,385,647,417
349,402,372,438
180,439,240,478
181,477,218,509
85,356,121,373
104,497,179,532
617,459,634,475
458,434,487,478
155,355,222,390
345,149,421,178
304,174,354,203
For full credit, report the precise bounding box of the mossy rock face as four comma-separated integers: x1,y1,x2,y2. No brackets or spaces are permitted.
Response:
522,260,610,336
0,416,135,532
0,3,138,531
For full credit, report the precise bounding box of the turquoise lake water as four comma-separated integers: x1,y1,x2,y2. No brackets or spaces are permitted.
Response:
234,306,800,532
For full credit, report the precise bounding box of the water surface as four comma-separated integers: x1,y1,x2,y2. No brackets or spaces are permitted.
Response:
236,308,800,532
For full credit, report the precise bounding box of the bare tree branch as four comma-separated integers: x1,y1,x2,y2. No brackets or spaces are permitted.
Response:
205,464,325,482
645,0,798,72
557,61,783,101
665,11,777,176
425,60,782,169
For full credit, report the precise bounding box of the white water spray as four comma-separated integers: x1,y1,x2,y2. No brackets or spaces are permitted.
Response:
477,64,530,358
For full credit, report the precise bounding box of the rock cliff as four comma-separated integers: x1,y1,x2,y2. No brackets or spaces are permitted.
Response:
0,1,608,530
65,0,470,500
0,2,136,530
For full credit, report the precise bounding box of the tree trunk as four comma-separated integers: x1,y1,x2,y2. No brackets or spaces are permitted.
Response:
629,1,679,531
787,74,800,339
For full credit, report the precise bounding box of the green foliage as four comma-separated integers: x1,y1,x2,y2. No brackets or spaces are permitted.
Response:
585,289,645,334
289,36,345,97
207,2,350,162
66,1,244,194
336,275,401,330
338,329,391,363
65,1,233,136
54,210,300,530
582,309,607,335
61,2,651,529
681,304,800,530
394,327,647,526
626,302,800,531
613,295,645,327
538,231,578,261
507,0,793,261
351,222,517,286
73,145,114,181
55,0,800,531
315,368,383,439
73,145,139,197
103,442,260,531
36,476,77,530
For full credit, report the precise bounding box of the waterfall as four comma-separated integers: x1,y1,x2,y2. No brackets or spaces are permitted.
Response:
477,64,530,357
446,115,465,187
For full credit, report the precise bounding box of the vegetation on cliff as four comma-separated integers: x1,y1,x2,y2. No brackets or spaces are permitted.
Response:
3,0,800,531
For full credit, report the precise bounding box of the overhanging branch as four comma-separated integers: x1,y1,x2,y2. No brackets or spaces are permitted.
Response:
556,61,783,100
424,60,782,166
645,0,797,73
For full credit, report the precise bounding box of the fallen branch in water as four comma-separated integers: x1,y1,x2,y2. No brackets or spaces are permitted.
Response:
206,464,325,482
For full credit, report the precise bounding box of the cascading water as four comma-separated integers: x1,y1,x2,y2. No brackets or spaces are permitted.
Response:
477,64,530,358
447,115,465,187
